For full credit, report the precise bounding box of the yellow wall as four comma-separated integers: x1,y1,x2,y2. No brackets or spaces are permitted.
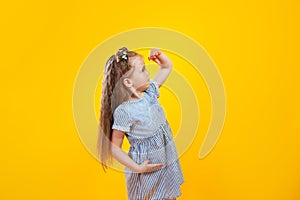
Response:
1,0,300,199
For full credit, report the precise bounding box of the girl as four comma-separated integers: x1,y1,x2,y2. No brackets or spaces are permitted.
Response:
97,47,184,200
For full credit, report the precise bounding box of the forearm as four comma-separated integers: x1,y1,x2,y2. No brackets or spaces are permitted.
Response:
153,57,172,87
111,144,140,172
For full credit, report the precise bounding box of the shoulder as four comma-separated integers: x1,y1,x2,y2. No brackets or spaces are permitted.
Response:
145,79,160,98
113,103,131,118
112,103,133,133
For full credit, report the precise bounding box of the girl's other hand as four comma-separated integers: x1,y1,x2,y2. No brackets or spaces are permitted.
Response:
136,159,164,173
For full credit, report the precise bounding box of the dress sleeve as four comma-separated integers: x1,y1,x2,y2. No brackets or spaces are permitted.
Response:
112,105,132,133
146,79,160,98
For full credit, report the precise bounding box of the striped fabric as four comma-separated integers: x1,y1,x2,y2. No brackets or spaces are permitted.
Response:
112,79,184,200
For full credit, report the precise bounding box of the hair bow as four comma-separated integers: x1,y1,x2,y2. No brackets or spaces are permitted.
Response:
121,50,128,60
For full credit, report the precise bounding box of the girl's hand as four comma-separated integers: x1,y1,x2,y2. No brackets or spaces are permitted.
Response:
148,48,173,87
148,48,172,68
136,159,164,173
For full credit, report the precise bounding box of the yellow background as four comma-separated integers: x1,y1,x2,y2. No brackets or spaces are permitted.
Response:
1,0,299,199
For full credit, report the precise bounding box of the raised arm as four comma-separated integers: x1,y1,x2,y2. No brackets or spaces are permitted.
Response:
111,129,164,173
148,48,172,88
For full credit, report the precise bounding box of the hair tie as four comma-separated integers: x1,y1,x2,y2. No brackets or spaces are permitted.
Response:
116,50,128,62
122,51,128,60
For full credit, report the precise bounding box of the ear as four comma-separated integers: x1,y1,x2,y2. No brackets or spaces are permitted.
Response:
122,78,133,88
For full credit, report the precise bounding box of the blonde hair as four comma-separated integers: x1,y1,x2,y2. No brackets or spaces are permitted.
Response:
97,47,139,172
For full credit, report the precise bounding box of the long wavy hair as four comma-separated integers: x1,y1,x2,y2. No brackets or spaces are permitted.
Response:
97,47,139,172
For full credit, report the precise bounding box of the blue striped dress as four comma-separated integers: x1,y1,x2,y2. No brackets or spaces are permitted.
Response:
112,79,184,200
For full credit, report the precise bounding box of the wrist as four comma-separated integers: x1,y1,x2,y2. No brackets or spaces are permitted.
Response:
132,163,142,173
159,56,172,68
159,62,173,69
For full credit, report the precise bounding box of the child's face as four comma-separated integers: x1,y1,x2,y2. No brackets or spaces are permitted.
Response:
126,55,150,92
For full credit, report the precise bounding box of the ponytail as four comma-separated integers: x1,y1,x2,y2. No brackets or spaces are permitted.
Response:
96,47,138,172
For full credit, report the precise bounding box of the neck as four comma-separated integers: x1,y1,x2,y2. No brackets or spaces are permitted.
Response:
129,90,144,101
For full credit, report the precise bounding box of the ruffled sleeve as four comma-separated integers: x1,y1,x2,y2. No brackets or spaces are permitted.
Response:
145,79,160,98
112,105,132,133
